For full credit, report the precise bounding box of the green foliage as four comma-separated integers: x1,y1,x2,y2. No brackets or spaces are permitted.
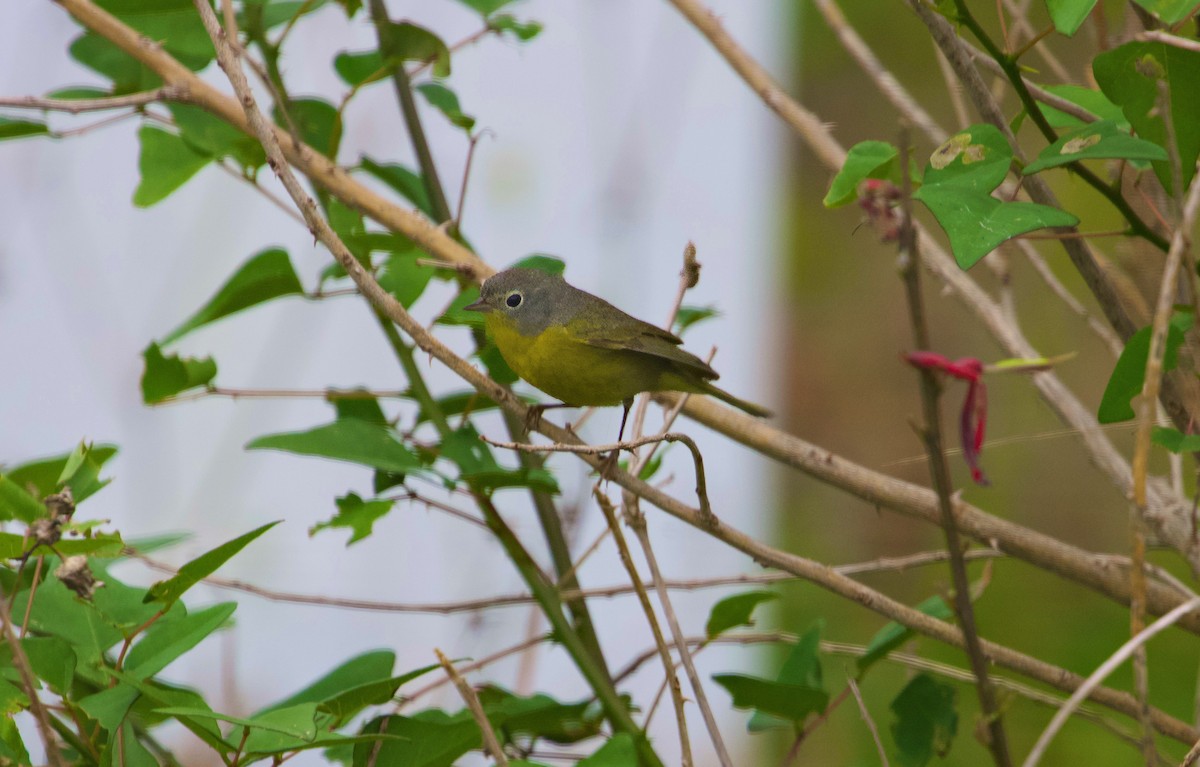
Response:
1022,119,1166,173
416,82,476,131
705,590,778,639
824,140,901,207
161,247,305,344
0,117,50,141
890,673,958,766
1094,41,1200,188
914,125,1078,268
310,492,394,545
1044,0,1097,36
857,595,952,675
1151,426,1200,453
247,419,428,474
1098,309,1193,423
715,623,827,730
133,125,210,206
140,343,217,403
144,521,280,607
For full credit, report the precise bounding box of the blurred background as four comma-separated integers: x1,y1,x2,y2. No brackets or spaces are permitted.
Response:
2,0,1197,765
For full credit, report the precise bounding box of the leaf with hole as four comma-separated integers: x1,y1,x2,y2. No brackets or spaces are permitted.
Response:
141,343,217,404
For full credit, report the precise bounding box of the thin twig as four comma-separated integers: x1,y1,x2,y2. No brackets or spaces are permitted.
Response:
592,489,693,767
1023,598,1200,767
435,649,509,766
1138,30,1200,53
483,432,712,518
847,676,889,767
0,88,179,113
897,128,1011,766
1,590,65,766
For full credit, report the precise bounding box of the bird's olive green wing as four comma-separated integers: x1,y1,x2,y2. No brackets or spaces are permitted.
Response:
570,293,718,380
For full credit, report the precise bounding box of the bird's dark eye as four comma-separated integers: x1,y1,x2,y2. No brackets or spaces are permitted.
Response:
505,292,523,308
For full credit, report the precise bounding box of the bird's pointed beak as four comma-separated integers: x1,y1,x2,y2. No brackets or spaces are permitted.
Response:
463,298,489,313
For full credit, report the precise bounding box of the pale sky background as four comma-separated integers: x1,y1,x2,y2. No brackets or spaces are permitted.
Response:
1,1,786,764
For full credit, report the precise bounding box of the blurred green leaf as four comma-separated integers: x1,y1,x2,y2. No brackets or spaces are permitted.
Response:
69,33,163,94
1023,119,1166,173
890,673,958,766
125,602,237,679
140,343,217,404
479,686,605,744
45,86,110,99
156,702,318,739
0,477,45,523
359,156,434,217
387,22,451,78
490,14,542,41
0,118,49,141
415,82,475,131
331,393,389,425
241,0,330,30
94,0,214,63
577,733,637,766
823,140,899,208
279,98,339,157
0,532,124,559
1098,310,1192,423
511,254,565,275
858,595,951,675
414,390,503,424
144,522,280,607
1095,41,1200,188
437,285,486,327
1151,426,1200,453
705,591,778,639
1045,0,1097,35
133,126,210,207
318,664,441,726
260,650,395,715
16,636,75,693
746,623,826,731
57,440,115,502
353,714,479,766
0,717,30,764
1132,0,1200,23
168,103,267,169
379,250,434,308
454,0,517,14
6,444,118,501
310,493,394,545
1041,84,1127,129
247,420,425,474
78,684,140,732
17,577,123,666
334,50,386,88
713,674,828,724
162,248,304,344
674,305,719,334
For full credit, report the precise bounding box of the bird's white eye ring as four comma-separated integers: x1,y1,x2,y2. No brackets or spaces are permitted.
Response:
505,291,523,308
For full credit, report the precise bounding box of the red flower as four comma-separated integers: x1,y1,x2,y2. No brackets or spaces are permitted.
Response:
904,352,989,486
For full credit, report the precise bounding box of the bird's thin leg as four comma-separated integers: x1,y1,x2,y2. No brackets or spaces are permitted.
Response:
600,398,633,479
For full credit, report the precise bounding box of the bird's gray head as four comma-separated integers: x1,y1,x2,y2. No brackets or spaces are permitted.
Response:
463,268,574,336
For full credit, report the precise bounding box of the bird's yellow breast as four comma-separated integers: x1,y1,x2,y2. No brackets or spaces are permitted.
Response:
485,315,668,406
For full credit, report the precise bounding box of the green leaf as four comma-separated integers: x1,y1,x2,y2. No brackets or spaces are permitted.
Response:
359,156,434,217
0,532,124,559
1132,0,1200,23
824,140,900,208
440,426,559,493
858,595,952,675
18,637,75,693
490,14,543,41
1023,119,1167,173
914,188,1078,269
478,686,604,744
1045,0,1098,36
511,254,566,275
5,444,118,501
0,477,46,524
890,673,958,767
310,493,393,545
1151,426,1200,453
280,98,339,157
379,249,434,308
16,577,124,667
331,393,389,425
242,0,330,30
415,82,475,131
0,716,30,765
387,22,451,78
921,124,1012,191
133,126,211,207
57,440,115,502
353,714,479,766
0,118,50,141
161,248,304,344
713,674,828,724
1095,41,1200,188
140,343,217,404
144,522,280,607
118,675,229,749
674,305,719,334
577,734,637,766
78,684,140,732
259,650,395,715
167,103,266,169
248,420,425,474
705,591,778,639
318,664,441,726
334,50,386,88
155,702,318,740
69,33,163,94
125,602,237,679
454,0,517,14
746,623,827,731
1098,310,1193,423
94,0,214,64
1041,84,1128,129
414,391,502,424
